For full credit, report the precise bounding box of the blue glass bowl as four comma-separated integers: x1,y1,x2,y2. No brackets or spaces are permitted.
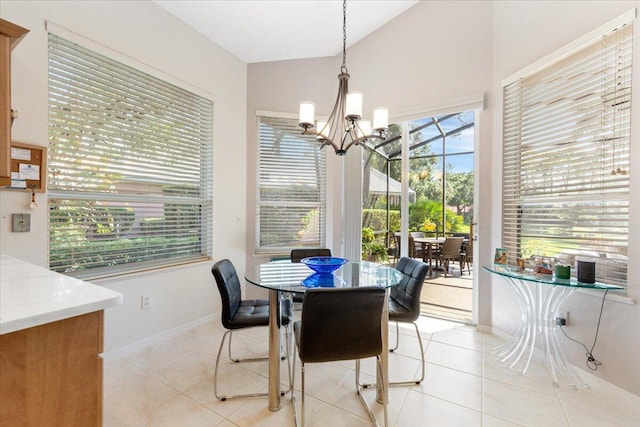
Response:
300,256,348,274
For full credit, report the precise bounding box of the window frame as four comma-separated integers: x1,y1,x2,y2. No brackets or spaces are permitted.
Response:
47,28,214,279
501,11,634,288
255,113,327,254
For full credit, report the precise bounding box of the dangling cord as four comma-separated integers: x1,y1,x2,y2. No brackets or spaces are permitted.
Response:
558,289,608,370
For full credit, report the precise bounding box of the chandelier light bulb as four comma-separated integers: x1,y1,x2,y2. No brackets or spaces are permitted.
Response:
345,92,363,120
299,101,315,128
358,120,372,138
316,121,329,140
373,107,389,131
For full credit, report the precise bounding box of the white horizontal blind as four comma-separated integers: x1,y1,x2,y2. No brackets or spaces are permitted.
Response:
502,22,632,287
257,116,327,252
48,34,213,278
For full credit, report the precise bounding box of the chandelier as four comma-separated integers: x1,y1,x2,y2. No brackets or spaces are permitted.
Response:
298,0,389,155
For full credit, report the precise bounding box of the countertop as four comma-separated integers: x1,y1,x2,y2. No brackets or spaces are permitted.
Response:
0,255,123,334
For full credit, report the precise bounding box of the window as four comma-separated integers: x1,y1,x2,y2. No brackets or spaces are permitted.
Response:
502,16,632,287
48,33,213,278
256,115,326,253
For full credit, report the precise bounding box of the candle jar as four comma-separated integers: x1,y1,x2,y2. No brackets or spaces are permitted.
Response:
555,264,570,279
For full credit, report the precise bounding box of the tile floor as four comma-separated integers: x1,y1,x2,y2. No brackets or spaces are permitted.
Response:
103,316,640,426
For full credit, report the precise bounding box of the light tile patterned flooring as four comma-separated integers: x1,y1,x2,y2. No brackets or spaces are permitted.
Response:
103,316,640,426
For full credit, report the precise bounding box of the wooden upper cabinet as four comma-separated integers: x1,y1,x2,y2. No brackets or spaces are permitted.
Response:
0,19,29,185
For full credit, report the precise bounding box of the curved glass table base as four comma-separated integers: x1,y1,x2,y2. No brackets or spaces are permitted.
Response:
485,265,622,390
491,275,584,389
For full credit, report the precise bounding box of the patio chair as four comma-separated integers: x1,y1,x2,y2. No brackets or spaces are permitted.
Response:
395,234,424,260
429,236,464,277
460,238,473,274
387,231,399,263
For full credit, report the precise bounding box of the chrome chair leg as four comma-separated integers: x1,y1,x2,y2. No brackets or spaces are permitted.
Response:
215,324,293,401
291,353,302,427
281,322,293,395
359,321,425,387
389,322,425,385
214,330,269,401
227,330,269,363
390,321,400,351
355,357,388,427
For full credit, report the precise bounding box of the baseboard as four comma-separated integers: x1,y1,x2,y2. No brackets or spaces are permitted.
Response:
475,323,492,334
101,314,217,361
475,324,512,341
577,367,640,400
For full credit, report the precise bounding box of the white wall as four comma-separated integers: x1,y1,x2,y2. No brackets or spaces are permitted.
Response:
0,0,248,351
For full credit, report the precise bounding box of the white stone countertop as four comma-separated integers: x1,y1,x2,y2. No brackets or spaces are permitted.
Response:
0,255,123,334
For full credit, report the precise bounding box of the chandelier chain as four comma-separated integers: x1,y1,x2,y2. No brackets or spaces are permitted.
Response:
342,0,347,72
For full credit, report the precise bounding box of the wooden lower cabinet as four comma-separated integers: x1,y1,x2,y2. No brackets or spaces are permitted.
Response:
0,311,104,427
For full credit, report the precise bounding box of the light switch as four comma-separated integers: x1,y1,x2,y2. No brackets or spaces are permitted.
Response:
12,213,30,232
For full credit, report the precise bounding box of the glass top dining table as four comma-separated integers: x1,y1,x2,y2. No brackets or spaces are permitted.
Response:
244,259,404,292
244,259,403,412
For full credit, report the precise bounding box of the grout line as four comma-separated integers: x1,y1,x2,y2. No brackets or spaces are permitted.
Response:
103,316,638,427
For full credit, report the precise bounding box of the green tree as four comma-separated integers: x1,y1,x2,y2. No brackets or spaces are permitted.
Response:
447,171,474,216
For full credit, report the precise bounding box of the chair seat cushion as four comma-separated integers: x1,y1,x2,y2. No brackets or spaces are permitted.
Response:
228,298,292,329
388,298,416,322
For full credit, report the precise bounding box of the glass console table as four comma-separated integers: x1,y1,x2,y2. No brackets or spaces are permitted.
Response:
483,264,623,389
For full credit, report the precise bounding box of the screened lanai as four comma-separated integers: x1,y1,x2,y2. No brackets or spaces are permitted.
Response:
361,111,475,323
362,111,475,247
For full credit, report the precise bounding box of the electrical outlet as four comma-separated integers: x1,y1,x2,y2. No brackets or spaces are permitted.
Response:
141,295,152,310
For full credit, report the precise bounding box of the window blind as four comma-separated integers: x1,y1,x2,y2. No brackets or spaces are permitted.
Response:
502,22,632,287
257,116,327,252
48,34,213,278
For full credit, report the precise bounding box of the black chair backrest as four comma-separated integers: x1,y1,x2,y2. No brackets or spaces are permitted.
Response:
290,248,332,263
211,259,242,330
390,257,430,321
298,287,385,363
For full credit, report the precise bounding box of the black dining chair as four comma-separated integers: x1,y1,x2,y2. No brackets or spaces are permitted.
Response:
291,287,388,427
211,258,293,401
290,248,332,263
387,257,430,385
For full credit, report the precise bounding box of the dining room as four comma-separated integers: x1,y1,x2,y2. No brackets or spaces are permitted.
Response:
1,0,640,426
